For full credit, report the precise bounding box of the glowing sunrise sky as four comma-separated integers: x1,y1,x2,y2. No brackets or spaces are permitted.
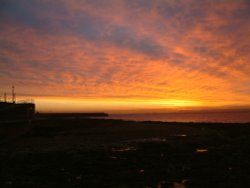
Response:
0,0,250,112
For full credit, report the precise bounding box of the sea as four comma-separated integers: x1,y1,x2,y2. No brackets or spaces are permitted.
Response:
108,110,250,123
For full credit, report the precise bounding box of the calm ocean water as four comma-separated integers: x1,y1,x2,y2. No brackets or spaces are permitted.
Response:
109,111,250,123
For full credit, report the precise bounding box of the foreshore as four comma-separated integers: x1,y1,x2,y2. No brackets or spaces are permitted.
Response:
1,118,250,187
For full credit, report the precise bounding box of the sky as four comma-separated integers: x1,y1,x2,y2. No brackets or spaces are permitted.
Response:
0,0,250,113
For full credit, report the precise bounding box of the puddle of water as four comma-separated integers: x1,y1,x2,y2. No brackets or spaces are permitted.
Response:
171,179,189,188
132,138,167,143
111,138,167,153
172,182,186,188
172,134,187,137
139,169,144,173
112,146,137,152
196,149,208,153
157,180,167,188
75,175,82,180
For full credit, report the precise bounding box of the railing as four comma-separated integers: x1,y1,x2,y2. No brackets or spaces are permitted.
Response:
0,99,34,104
16,99,35,104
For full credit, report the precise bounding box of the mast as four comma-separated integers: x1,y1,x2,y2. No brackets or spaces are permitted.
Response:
12,86,16,103
4,92,7,102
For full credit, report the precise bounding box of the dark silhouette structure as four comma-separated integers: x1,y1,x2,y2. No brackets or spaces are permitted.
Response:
0,101,35,120
0,86,35,121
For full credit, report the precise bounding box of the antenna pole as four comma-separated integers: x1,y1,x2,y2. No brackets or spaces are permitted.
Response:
4,92,7,102
12,86,16,103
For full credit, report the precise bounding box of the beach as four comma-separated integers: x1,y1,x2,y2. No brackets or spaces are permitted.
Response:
1,118,250,187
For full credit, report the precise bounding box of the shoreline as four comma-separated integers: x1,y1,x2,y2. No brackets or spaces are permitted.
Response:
1,117,250,128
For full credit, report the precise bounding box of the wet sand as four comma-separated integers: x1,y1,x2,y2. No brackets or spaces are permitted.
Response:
1,118,250,187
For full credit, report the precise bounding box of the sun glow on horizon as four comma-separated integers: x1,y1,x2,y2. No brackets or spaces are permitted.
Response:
17,96,248,113
28,96,201,113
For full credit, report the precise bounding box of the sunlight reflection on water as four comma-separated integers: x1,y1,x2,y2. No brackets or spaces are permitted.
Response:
196,149,208,153
109,111,250,123
111,146,137,152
